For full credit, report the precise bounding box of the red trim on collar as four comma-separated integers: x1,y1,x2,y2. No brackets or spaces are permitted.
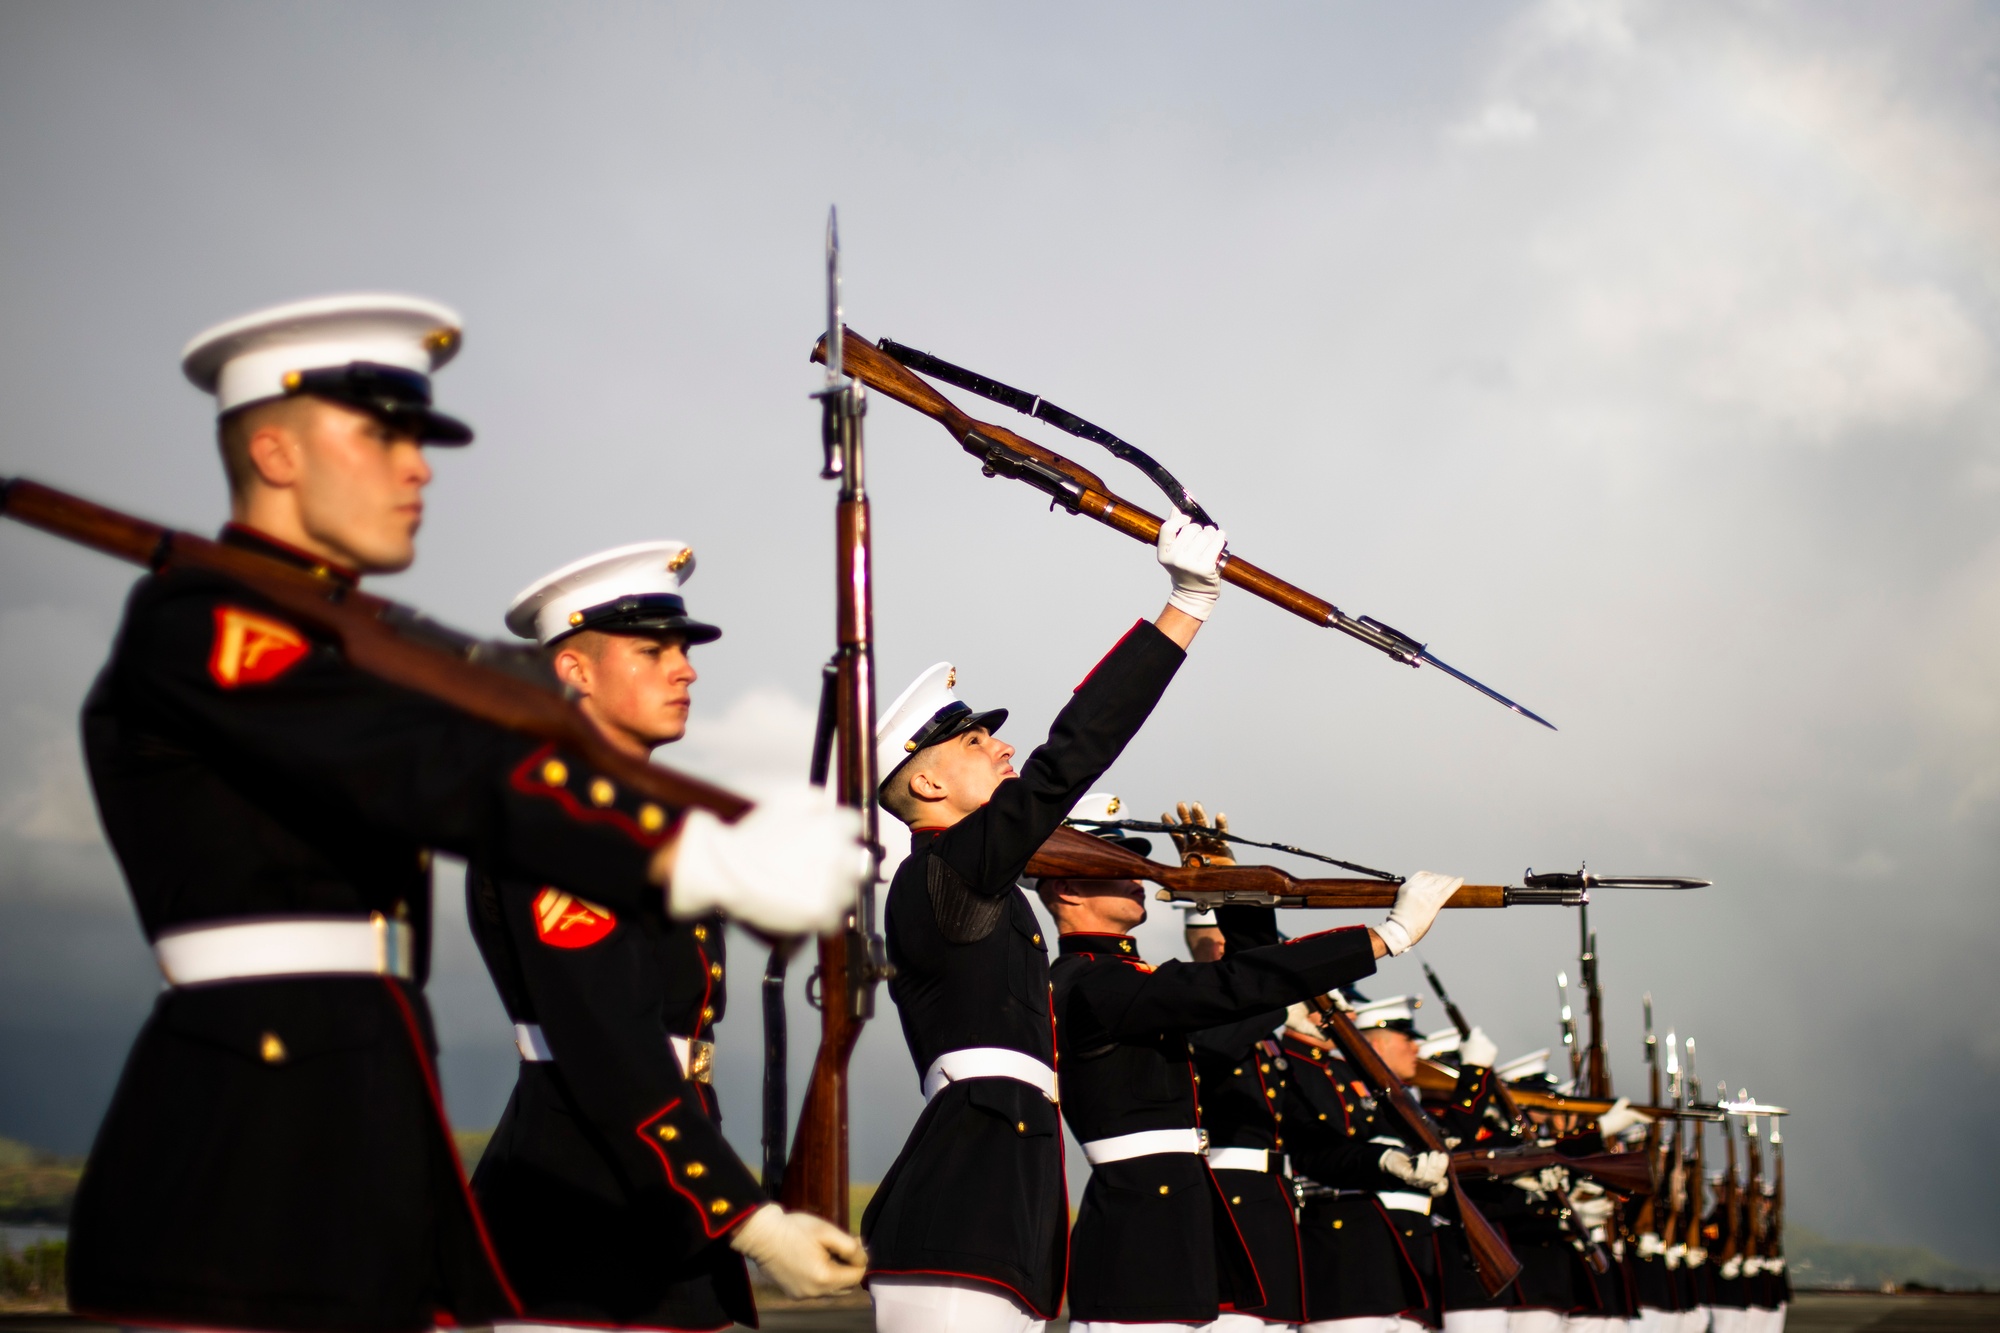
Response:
221,522,362,584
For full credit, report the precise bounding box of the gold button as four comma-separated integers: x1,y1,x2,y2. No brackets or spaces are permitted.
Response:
1032,933,1042,946
541,759,569,787
692,924,708,942
1319,1113,1328,1121
1273,1112,1282,1121
1233,1067,1243,1076
685,1162,706,1178
658,1125,679,1141
1231,1195,1242,1205
709,962,724,979
590,777,616,807
701,1006,715,1022
1260,1063,1271,1073
1333,1219,1343,1230
638,803,666,832
569,611,585,626
260,1032,287,1063
1158,1185,1170,1196
282,370,303,390
1265,1088,1276,1099
1016,1121,1027,1134
1192,1073,1200,1083
904,740,918,752
710,1198,731,1214
669,547,694,573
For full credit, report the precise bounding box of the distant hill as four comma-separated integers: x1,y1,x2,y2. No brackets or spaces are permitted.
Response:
1788,1226,1998,1292
0,1137,82,1225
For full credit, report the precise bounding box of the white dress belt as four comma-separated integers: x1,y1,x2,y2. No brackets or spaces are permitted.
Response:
514,1024,713,1083
1082,1128,1207,1165
1206,1146,1270,1173
922,1047,1060,1104
154,915,415,986
1377,1190,1434,1214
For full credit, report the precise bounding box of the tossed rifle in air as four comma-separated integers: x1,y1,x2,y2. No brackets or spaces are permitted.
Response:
811,328,1557,730
0,478,750,823
1305,996,1525,1295
776,208,894,1228
1028,822,1709,909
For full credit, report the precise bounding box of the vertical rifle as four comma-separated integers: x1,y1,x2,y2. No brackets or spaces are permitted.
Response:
1631,997,1664,1239
1309,996,1524,1295
779,208,891,1227
1578,913,1610,1100
1557,971,1581,1092
1711,1079,1740,1267
1683,1040,1706,1262
1768,1119,1786,1263
1742,1101,1765,1271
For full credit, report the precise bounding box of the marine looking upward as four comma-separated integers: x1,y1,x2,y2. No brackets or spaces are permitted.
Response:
65,294,863,1333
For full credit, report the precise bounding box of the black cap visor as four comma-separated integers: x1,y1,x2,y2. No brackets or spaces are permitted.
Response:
551,593,722,647
289,361,474,445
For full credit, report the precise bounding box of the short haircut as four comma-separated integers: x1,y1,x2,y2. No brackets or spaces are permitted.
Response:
879,742,945,826
216,397,312,499
1032,877,1066,912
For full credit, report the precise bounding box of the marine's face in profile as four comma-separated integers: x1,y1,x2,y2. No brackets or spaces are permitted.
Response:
1363,1027,1422,1083
911,726,1017,820
247,397,433,573
556,631,698,755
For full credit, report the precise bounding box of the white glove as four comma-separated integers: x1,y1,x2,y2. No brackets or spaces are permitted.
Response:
1512,1163,1569,1201
728,1203,868,1298
1596,1096,1651,1139
1459,1026,1498,1069
1569,1179,1613,1231
1380,1148,1452,1196
1375,871,1463,955
666,784,866,935
1156,511,1227,620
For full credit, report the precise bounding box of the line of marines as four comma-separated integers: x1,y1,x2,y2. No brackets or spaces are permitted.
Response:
54,292,1781,1333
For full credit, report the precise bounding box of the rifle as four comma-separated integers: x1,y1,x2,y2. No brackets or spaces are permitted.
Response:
1768,1119,1786,1261
1449,1144,1653,1196
1578,913,1610,1100
811,327,1557,730
1410,1060,1720,1122
778,210,892,1228
1630,996,1666,1238
0,478,751,824
1743,1104,1765,1270
1418,958,1530,1134
1307,997,1524,1295
1558,971,1581,1089
1711,1077,1741,1265
1026,825,1707,907
1684,1040,1707,1262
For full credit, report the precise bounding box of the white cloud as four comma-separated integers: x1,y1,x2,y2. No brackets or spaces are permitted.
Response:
1447,100,1540,146
666,685,818,796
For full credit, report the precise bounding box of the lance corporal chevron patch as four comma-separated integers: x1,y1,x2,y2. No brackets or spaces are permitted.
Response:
208,605,309,687
532,887,617,948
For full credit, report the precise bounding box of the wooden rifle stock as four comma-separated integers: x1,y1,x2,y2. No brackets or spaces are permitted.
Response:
1311,1000,1523,1296
1027,825,1517,907
816,331,1384,644
1450,1145,1653,1197
0,478,751,822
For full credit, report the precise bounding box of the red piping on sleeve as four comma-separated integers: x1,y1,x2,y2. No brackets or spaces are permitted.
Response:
636,1099,755,1240
1073,619,1148,692
509,742,680,848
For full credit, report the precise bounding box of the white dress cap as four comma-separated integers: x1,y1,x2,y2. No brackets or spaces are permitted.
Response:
506,541,714,647
181,292,463,415
1496,1048,1551,1081
1069,792,1124,823
1350,994,1418,1032
1416,1028,1463,1061
874,661,1008,799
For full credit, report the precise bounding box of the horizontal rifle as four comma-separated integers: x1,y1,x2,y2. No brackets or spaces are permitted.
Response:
1412,1059,1725,1121
1450,1144,1654,1196
0,477,752,824
813,328,1556,729
1027,824,1707,907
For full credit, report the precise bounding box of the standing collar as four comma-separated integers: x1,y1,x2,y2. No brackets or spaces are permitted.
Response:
1058,932,1143,959
221,523,361,587
1281,1031,1332,1062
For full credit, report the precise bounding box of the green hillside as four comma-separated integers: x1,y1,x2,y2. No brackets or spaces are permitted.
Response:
0,1138,82,1225
1787,1226,1999,1292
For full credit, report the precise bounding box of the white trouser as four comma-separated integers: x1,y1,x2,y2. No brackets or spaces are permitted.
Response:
1444,1311,1512,1333
1744,1309,1784,1333
1564,1320,1629,1333
1680,1310,1716,1333
872,1275,1044,1333
1208,1315,1298,1332
1303,1318,1429,1333
1710,1309,1751,1333
1510,1313,1565,1333
1631,1311,1674,1333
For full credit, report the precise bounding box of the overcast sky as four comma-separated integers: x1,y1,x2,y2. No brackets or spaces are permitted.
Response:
3,0,1997,1268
